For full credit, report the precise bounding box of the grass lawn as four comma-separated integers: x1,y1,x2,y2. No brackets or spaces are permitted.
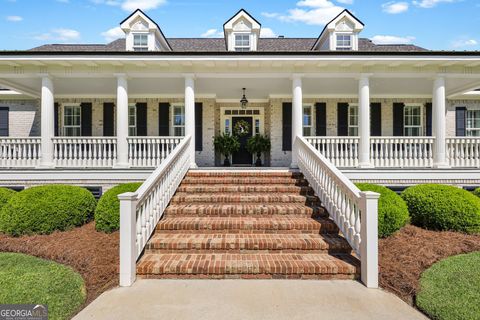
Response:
0,252,86,320
416,251,480,320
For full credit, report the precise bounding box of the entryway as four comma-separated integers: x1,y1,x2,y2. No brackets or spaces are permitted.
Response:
232,116,253,165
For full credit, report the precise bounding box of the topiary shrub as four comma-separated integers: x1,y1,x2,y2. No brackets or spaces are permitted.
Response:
356,183,410,238
0,185,96,236
473,187,480,199
0,188,16,211
402,184,480,234
95,183,142,233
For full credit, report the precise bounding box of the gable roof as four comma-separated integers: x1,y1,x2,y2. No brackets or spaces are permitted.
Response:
223,8,262,29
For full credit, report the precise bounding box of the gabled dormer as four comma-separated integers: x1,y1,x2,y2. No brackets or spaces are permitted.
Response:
120,9,171,52
312,9,364,51
223,9,261,52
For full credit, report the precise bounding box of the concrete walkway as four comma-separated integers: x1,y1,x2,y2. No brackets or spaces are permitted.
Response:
74,280,427,320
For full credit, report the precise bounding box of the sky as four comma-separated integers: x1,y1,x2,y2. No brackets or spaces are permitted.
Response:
1,0,479,50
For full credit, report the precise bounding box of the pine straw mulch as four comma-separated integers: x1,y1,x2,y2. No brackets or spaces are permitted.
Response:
0,222,118,306
379,225,480,306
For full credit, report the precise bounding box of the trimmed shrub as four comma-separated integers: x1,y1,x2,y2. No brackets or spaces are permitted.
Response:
402,184,480,234
0,188,16,211
0,185,96,236
356,183,410,238
473,187,480,199
95,183,142,233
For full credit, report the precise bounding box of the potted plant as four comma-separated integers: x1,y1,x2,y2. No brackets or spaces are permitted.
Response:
214,133,240,166
246,134,271,167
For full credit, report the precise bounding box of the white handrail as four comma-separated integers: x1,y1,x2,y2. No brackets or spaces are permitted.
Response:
446,137,480,168
127,136,182,168
295,136,379,288
118,135,192,287
0,137,41,168
52,137,117,168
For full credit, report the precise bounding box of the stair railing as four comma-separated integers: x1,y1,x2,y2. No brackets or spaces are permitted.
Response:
118,135,192,287
295,136,380,288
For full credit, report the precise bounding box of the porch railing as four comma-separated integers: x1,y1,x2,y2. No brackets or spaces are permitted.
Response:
0,138,41,168
305,137,359,168
370,137,434,168
446,137,480,168
53,137,117,168
296,136,379,288
119,136,191,286
128,137,183,168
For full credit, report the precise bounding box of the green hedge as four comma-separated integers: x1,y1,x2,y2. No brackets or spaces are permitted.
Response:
95,183,142,233
473,187,480,199
402,184,480,234
356,183,410,238
0,188,16,211
0,185,96,236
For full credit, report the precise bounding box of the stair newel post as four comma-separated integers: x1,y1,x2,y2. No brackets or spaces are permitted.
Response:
359,191,380,288
119,192,138,287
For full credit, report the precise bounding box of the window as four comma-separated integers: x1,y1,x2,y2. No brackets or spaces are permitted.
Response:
336,34,352,51
255,119,260,135
404,105,422,136
303,105,313,136
63,105,81,136
133,34,148,51
172,105,185,136
128,105,136,136
234,34,250,52
348,104,359,136
466,110,480,136
225,119,231,135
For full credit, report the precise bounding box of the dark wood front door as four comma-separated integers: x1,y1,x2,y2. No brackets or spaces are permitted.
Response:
232,117,253,165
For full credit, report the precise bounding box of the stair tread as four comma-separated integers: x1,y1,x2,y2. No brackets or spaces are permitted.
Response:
171,193,311,203
177,185,312,193
187,171,302,178
181,177,308,185
165,203,325,216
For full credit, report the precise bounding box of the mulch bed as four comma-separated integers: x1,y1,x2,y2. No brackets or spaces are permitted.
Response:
0,222,118,306
379,225,480,305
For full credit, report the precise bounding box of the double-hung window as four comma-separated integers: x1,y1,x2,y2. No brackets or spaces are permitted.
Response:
234,34,250,52
348,104,359,136
172,105,185,136
63,105,81,136
466,110,480,136
336,34,352,51
303,105,313,136
133,34,148,51
128,104,137,136
404,105,422,136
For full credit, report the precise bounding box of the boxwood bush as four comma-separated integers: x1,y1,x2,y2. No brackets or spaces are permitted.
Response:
473,187,480,198
356,183,410,238
402,184,480,234
0,188,16,211
0,185,96,236
95,183,142,233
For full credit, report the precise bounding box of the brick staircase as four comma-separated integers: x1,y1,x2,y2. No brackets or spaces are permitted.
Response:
136,170,359,279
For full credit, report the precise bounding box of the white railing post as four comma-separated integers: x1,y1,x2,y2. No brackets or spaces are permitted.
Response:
39,76,55,168
291,75,303,168
358,75,373,168
119,192,137,287
115,74,130,168
360,191,380,289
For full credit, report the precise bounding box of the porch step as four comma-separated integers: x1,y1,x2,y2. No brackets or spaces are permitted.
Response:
176,185,313,195
181,177,309,186
186,171,302,178
171,193,319,204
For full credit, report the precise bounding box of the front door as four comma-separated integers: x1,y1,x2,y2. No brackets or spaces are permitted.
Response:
232,117,253,165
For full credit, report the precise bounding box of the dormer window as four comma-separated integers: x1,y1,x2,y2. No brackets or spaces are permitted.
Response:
234,34,251,52
224,9,261,51
336,34,352,51
133,34,148,51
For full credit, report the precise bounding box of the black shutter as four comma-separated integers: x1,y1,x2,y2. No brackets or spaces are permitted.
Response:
337,103,349,136
425,103,432,136
103,103,115,137
456,107,467,137
315,102,327,136
282,103,292,151
158,102,170,136
370,103,382,136
136,102,147,136
0,107,9,137
393,103,405,136
80,102,92,136
195,102,203,151
54,103,59,136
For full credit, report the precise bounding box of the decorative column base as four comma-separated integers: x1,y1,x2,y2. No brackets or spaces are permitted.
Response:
433,162,451,169
37,162,55,169
113,162,131,169
358,162,374,169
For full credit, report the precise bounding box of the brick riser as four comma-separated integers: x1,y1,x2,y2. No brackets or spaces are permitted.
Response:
137,171,359,280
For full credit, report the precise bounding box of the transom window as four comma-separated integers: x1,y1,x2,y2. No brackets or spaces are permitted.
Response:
348,104,359,136
404,105,423,136
128,104,137,136
63,105,81,136
336,34,352,51
133,34,148,51
234,34,251,52
172,105,185,136
303,105,313,136
466,110,480,136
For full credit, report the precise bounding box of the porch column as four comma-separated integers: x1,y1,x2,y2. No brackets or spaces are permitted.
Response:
358,75,373,168
115,75,129,168
432,76,449,168
291,75,303,168
184,74,197,168
39,76,55,168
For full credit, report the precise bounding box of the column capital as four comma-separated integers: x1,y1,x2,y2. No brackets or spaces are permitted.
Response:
114,73,128,80
183,73,196,80
357,73,373,81
291,73,304,80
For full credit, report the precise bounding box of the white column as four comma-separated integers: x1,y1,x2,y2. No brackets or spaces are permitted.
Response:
115,75,130,168
291,75,303,168
118,192,137,287
184,75,197,168
39,76,55,168
432,76,449,168
358,75,373,168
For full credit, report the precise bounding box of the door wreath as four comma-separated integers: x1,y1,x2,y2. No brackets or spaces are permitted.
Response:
234,120,251,137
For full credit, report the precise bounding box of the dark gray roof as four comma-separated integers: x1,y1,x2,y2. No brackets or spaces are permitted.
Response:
29,37,427,53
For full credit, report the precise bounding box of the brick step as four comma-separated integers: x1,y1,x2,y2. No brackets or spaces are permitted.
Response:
171,193,319,205
137,253,359,279
145,233,351,254
155,216,339,234
164,203,327,217
176,185,314,195
181,177,309,186
186,171,302,178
